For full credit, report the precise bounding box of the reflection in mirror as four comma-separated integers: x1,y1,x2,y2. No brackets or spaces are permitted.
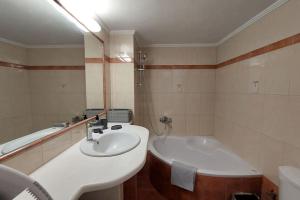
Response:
0,0,104,156
84,33,105,113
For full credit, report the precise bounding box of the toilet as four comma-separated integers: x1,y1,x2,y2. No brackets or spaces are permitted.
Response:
279,166,300,200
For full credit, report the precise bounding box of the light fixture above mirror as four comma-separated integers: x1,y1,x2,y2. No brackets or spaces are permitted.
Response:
47,0,101,32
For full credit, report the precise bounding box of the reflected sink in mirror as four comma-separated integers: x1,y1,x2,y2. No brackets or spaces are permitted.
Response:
0,127,64,156
80,132,141,157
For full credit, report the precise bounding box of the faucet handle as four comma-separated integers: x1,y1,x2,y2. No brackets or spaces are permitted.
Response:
93,128,103,134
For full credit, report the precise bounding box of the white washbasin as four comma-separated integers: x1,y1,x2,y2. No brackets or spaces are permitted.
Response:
80,132,141,157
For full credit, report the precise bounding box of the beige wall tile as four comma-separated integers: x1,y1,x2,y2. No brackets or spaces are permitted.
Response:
217,0,300,63
185,93,201,115
71,124,87,144
142,47,216,137
85,63,104,109
286,96,300,148
145,69,173,93
263,95,290,142
2,145,44,174
27,48,85,66
42,133,72,162
143,47,216,65
289,43,300,95
110,63,135,110
283,144,300,169
260,48,292,95
259,135,284,184
214,0,300,184
199,115,214,135
0,41,27,64
1,124,87,174
186,115,201,136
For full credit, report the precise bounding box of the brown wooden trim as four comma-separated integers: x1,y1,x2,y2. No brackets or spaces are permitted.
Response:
217,33,300,68
0,112,105,162
25,65,85,70
85,58,104,64
145,64,216,69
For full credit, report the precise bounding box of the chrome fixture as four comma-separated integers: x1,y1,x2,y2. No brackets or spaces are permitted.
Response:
137,51,147,86
86,116,107,141
160,116,172,125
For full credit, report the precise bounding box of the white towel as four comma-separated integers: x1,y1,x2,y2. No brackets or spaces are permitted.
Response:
171,161,197,191
13,188,38,200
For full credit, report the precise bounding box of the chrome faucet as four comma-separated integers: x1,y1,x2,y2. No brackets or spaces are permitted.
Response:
86,116,107,141
159,116,172,124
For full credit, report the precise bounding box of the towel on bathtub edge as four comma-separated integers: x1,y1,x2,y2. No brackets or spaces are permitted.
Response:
171,160,197,192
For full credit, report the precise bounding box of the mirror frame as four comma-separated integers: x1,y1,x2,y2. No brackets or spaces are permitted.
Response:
0,0,107,161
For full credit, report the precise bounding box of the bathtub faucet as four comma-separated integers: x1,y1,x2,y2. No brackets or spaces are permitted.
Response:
159,116,172,125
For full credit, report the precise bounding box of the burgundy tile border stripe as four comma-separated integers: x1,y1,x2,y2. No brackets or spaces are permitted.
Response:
145,64,216,69
85,57,134,64
85,57,104,63
217,33,300,68
105,55,110,63
26,66,84,70
144,33,300,69
2,34,299,71
0,61,26,69
0,61,84,70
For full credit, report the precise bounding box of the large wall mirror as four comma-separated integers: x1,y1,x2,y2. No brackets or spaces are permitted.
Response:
0,0,106,158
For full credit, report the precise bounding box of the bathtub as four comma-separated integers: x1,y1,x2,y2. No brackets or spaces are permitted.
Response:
0,127,64,156
147,136,262,199
148,136,261,177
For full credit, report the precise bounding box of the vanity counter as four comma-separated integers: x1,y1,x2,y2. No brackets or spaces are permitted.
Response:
30,125,149,200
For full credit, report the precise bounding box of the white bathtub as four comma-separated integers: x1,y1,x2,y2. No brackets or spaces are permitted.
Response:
0,127,64,156
148,136,261,177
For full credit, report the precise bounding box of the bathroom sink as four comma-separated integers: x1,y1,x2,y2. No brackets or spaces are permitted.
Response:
80,132,141,157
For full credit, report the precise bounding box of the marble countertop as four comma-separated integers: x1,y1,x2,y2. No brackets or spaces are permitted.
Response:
30,125,149,200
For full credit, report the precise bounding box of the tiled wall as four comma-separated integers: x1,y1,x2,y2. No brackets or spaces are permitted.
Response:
214,0,300,184
141,47,216,136
29,70,86,131
0,67,32,143
0,41,32,143
134,38,145,126
0,40,86,142
1,123,86,174
84,33,105,109
27,47,85,66
109,33,135,111
217,0,300,63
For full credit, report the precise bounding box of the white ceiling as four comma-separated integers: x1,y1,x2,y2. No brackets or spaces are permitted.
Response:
98,0,280,45
0,0,84,46
0,0,285,46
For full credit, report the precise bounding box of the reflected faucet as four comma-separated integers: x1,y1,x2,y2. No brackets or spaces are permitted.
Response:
160,116,172,124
